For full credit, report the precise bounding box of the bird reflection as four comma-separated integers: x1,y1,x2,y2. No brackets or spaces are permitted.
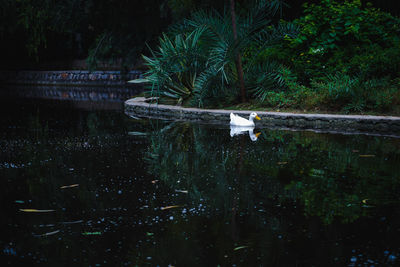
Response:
230,125,261,141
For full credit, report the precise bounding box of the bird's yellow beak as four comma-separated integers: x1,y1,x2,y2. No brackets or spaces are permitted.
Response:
255,115,261,120
255,132,261,138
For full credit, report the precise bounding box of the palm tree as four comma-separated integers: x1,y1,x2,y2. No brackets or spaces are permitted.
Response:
131,0,296,107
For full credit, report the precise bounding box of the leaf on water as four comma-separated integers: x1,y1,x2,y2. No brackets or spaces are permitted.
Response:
127,78,149,84
15,200,25,204
128,131,148,136
359,154,375,158
128,115,140,120
146,232,154,236
175,190,188,194
82,232,102,235
161,205,180,210
60,220,83,224
352,150,359,153
40,230,60,237
151,180,159,184
234,245,248,251
362,199,368,204
60,184,79,189
277,162,288,165
20,209,55,213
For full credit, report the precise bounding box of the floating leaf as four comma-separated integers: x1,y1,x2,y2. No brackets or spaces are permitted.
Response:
161,205,180,210
15,200,25,204
175,190,188,194
60,220,83,224
234,245,248,251
151,180,159,184
39,230,60,237
146,232,154,236
277,162,288,165
128,115,140,120
128,131,148,136
20,209,55,213
359,155,375,158
352,150,359,153
127,78,149,84
362,199,368,204
60,184,79,189
82,232,101,235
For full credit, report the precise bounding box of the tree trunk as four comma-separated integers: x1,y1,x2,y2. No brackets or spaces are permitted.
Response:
230,0,246,103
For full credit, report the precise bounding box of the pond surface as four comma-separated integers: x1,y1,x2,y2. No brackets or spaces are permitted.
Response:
1,98,400,266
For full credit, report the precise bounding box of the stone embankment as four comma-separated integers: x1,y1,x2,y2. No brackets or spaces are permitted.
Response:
0,70,142,86
125,97,400,136
3,85,140,103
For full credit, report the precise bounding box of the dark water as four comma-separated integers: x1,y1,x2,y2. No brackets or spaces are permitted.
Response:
1,98,400,266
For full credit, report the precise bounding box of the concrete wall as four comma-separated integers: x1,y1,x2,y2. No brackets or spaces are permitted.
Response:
125,97,400,136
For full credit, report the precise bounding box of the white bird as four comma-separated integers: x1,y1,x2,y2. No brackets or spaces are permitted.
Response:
230,112,261,127
230,125,261,141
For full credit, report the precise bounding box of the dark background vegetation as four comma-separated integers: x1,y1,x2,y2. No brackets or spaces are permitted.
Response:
0,0,399,70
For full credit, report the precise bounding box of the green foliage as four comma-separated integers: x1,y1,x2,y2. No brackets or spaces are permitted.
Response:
243,21,299,103
289,0,400,53
139,0,297,107
310,74,397,112
254,0,400,113
137,27,210,105
246,61,287,102
285,0,400,81
256,72,398,113
347,42,400,80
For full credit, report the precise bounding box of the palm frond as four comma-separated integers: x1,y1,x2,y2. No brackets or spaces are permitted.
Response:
247,61,287,102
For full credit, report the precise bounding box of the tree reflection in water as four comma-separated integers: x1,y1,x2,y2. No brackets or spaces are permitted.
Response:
143,121,400,265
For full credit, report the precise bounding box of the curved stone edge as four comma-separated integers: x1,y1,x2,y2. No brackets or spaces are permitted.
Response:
124,97,400,136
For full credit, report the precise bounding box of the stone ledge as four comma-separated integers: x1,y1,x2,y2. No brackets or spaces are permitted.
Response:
124,97,400,136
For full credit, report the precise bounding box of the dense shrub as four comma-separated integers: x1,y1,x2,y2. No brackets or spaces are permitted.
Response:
287,0,400,80
256,0,400,113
